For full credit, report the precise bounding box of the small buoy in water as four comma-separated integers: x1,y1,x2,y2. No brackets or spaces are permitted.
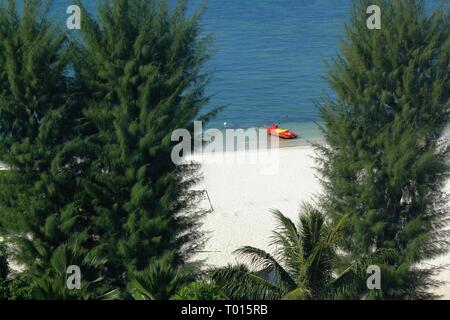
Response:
223,122,227,128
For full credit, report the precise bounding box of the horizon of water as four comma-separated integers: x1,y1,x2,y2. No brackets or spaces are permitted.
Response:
46,0,445,142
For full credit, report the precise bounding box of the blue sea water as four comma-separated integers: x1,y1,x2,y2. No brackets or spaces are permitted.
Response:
47,0,445,137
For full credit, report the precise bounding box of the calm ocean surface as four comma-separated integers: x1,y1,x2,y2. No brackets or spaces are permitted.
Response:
47,0,444,139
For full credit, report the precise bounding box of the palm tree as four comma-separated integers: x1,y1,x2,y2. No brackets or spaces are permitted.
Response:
211,203,394,300
129,261,199,300
30,238,119,300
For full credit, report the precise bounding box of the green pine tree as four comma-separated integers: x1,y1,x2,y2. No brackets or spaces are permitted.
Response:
72,0,212,290
0,0,91,273
316,0,450,299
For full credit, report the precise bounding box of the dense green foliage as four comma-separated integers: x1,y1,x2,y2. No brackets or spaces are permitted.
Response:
0,0,211,299
0,275,34,300
30,238,118,300
0,241,9,299
128,260,199,300
0,0,85,273
170,281,226,300
71,0,211,290
0,242,34,300
316,0,450,299
211,205,393,300
0,242,7,281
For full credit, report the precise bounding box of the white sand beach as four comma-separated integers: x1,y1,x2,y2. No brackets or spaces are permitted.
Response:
194,145,450,299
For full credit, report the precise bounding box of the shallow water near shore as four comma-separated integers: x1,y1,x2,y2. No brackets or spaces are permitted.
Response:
44,0,444,141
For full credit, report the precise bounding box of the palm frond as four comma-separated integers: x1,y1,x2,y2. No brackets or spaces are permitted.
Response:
270,209,303,276
330,249,398,299
271,209,301,249
30,239,114,300
298,203,327,258
234,246,296,291
97,288,121,300
301,239,336,298
282,287,312,300
323,213,349,246
210,264,283,300
129,261,193,300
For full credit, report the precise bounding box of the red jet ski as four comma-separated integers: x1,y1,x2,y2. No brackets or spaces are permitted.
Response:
267,124,298,139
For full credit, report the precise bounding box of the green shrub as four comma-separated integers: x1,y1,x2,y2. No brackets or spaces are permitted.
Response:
171,282,226,300
0,274,34,300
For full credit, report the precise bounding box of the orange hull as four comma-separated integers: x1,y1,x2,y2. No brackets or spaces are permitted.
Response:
267,126,298,139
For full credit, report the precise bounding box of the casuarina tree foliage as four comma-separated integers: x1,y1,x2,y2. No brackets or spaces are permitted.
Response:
72,0,212,290
0,0,212,298
316,0,450,299
0,0,87,273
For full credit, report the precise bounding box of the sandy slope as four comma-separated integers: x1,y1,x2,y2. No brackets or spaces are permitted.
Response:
193,146,450,299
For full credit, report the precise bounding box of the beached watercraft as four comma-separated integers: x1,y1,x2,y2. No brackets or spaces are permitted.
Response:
267,124,298,139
